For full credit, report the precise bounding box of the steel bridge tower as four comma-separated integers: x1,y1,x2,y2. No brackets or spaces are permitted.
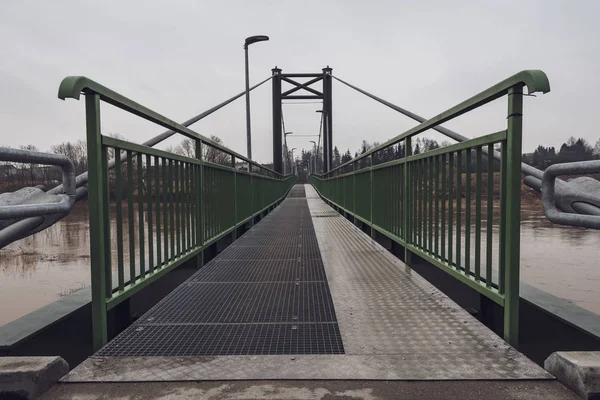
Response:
272,66,333,174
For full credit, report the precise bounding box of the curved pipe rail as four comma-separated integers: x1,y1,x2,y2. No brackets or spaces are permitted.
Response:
542,160,600,228
0,147,75,243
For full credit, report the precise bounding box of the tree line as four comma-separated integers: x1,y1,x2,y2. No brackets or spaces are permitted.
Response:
0,135,235,194
2,134,599,194
295,136,600,174
294,137,450,173
523,137,600,169
1,141,89,193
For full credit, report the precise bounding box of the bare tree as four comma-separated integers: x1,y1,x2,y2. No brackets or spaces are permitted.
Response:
203,135,231,165
18,144,39,185
0,146,16,192
172,135,231,165
51,140,87,175
174,138,195,158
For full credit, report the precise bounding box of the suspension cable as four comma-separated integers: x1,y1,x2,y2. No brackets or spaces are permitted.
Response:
331,74,542,179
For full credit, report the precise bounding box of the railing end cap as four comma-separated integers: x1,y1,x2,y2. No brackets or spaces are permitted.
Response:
58,76,91,100
517,70,551,95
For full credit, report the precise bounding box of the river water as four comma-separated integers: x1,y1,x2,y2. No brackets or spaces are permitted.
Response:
0,200,599,327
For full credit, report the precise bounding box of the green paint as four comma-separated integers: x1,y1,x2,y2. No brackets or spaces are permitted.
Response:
85,93,107,351
307,74,545,347
504,85,524,348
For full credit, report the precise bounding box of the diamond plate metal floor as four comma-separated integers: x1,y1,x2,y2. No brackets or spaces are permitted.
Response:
63,184,552,382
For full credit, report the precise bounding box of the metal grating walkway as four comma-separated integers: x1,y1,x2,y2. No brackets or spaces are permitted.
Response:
64,184,552,382
95,184,344,356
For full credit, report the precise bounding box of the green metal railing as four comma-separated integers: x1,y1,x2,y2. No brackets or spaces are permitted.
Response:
310,70,550,347
58,77,296,350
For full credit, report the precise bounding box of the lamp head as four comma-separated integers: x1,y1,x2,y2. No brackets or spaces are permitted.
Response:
245,35,269,49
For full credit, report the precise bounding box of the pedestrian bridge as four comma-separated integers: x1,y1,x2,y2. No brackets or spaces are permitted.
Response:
25,69,584,398
65,183,549,378
53,185,575,399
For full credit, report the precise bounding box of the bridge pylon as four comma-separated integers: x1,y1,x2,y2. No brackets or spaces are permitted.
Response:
272,66,333,173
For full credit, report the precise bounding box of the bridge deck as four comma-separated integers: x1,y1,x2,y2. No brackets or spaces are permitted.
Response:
63,185,550,382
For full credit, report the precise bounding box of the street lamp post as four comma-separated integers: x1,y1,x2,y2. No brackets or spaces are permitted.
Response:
309,140,317,175
244,35,269,160
284,131,294,146
315,110,325,172
283,131,293,174
290,148,297,175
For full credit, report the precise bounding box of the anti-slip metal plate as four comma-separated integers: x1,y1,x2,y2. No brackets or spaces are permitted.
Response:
65,353,551,382
65,185,552,381
303,185,551,379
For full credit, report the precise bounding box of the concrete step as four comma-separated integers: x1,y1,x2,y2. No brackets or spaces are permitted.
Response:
42,380,579,400
0,357,68,399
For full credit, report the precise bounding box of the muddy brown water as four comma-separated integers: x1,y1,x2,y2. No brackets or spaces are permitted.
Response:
0,200,599,327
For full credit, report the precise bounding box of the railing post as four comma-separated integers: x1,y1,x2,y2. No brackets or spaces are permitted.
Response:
232,156,237,240
370,154,376,239
353,161,358,226
249,165,254,227
85,93,108,351
195,139,204,269
403,137,412,267
504,84,523,347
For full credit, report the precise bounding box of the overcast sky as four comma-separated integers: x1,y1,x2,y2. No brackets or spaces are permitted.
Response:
1,0,599,163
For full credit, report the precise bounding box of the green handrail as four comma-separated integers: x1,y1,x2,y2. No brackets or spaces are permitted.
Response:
323,70,549,177
59,76,283,178
60,77,296,351
310,70,550,348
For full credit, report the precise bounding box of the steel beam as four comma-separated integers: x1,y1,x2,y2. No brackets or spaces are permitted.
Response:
323,67,333,172
281,76,323,97
281,95,323,100
272,68,283,173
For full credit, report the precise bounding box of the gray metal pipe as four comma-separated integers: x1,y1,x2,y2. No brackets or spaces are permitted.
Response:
0,147,75,219
0,148,77,247
0,147,76,196
542,160,600,228
0,196,73,220
0,217,43,248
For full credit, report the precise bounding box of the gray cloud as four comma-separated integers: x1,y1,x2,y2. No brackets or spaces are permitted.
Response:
1,0,599,162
